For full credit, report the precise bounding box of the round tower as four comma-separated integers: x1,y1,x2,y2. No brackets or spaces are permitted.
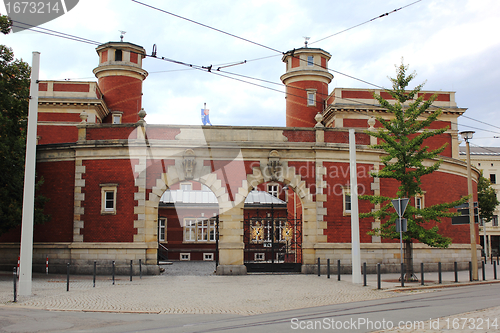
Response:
93,42,148,124
280,48,333,127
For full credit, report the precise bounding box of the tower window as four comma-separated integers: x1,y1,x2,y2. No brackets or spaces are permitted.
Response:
115,50,123,61
490,174,496,184
307,55,314,66
307,91,316,106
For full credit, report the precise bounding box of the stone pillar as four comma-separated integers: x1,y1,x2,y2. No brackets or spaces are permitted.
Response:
216,202,247,275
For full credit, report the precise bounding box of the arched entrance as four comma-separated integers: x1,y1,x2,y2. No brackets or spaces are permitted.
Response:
157,180,220,264
243,182,303,272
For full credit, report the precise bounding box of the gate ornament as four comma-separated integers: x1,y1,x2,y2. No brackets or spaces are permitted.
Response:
267,150,282,182
182,149,196,180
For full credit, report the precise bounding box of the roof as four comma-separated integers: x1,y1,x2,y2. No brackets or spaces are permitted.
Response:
459,146,500,156
160,190,286,206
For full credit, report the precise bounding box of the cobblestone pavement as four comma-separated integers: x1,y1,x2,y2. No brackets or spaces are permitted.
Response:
1,262,500,324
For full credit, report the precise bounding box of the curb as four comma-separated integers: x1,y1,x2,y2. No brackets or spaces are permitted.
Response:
386,279,500,292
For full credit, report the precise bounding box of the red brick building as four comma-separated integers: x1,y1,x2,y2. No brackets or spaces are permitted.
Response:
0,42,480,274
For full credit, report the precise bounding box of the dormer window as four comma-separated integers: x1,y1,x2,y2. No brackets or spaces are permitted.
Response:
307,55,314,66
115,49,123,61
111,111,123,124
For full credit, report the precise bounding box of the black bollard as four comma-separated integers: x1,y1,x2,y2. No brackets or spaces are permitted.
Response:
401,263,405,287
438,262,442,284
377,263,381,290
363,262,367,287
337,260,341,281
482,261,486,281
421,262,424,286
66,263,70,292
13,267,17,303
494,261,497,280
130,260,133,282
112,261,115,285
327,259,330,279
93,261,96,288
139,259,142,279
317,258,320,277
454,261,458,282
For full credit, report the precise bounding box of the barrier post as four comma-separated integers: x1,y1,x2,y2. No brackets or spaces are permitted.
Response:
421,262,424,286
130,260,133,281
377,263,381,290
327,259,330,279
13,267,17,303
317,258,320,277
438,262,442,284
66,263,70,292
93,261,96,288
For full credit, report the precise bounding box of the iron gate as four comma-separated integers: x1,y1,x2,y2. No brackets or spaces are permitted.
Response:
243,206,302,272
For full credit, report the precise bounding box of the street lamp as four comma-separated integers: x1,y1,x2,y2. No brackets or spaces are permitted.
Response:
460,130,478,281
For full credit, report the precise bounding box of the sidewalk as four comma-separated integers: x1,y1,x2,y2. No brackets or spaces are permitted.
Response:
1,261,499,316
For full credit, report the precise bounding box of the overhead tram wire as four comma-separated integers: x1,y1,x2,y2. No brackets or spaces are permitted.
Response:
13,16,498,135
131,0,283,55
309,0,423,45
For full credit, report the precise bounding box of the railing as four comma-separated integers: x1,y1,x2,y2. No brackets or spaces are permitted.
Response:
157,243,169,264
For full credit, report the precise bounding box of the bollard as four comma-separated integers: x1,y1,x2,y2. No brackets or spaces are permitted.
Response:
497,255,499,265
17,256,20,277
421,262,424,286
13,267,17,303
469,261,472,282
317,258,320,277
494,261,497,280
66,263,70,292
491,255,493,265
377,263,381,290
401,263,405,287
112,261,115,285
438,262,442,284
454,261,458,282
327,259,330,279
139,259,142,279
130,260,133,281
93,261,96,288
46,256,48,275
337,260,341,281
482,261,486,281
363,262,367,287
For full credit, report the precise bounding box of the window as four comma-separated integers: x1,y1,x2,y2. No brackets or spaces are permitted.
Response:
307,92,315,106
307,55,314,66
415,195,425,210
158,218,166,242
184,218,216,242
343,188,351,215
100,184,118,214
180,253,190,261
180,182,192,191
254,253,265,261
203,253,214,261
115,49,122,61
493,215,498,227
112,114,121,124
267,183,279,197
490,174,496,184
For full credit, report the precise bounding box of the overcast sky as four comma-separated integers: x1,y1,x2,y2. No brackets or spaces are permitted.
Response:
2,0,500,147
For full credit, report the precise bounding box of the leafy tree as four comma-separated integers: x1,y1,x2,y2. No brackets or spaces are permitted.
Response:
477,171,499,223
0,15,49,235
360,62,468,280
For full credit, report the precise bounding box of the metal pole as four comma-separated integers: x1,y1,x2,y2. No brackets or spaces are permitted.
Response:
455,261,458,282
13,267,17,303
421,262,424,286
494,261,497,280
337,260,341,281
438,262,442,284
465,138,479,280
377,263,381,289
112,261,115,285
317,258,320,276
130,260,133,281
401,263,405,287
139,259,142,279
66,263,70,292
46,256,48,275
93,261,96,288
349,129,361,284
327,259,330,279
363,262,367,286
482,260,486,281
19,51,41,296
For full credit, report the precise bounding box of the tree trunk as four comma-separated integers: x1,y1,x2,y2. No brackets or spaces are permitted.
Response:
404,239,414,281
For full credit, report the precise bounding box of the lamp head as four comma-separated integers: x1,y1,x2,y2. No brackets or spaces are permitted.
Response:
460,131,475,141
